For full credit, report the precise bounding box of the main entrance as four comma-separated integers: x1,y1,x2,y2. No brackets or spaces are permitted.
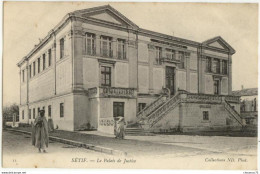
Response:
165,66,175,95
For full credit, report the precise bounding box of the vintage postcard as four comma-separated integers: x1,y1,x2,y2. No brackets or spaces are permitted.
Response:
2,1,258,171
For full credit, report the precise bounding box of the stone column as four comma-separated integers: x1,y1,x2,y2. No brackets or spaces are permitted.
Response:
149,46,154,93
201,56,206,93
228,54,232,95
72,26,84,91
95,34,101,56
220,59,223,74
112,37,117,59
185,52,190,92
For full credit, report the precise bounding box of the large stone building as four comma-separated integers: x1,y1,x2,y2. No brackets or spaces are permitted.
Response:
18,5,243,133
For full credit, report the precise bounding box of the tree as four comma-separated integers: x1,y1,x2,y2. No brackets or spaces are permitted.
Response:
3,103,19,128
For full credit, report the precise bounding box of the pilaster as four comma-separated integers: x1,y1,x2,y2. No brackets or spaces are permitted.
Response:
95,34,101,56
112,37,117,59
228,54,232,95
185,52,190,92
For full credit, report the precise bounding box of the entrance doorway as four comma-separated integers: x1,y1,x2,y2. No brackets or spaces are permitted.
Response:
165,66,175,95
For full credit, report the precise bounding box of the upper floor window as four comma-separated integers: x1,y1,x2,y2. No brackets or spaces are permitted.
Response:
117,39,126,60
22,70,25,82
213,80,220,95
212,58,220,74
85,33,96,56
101,66,111,87
178,51,185,69
33,61,36,76
60,38,64,59
29,65,32,78
222,60,228,75
165,49,175,60
206,57,211,72
22,110,24,120
101,36,112,58
48,49,52,66
43,54,46,70
155,46,162,64
37,57,40,73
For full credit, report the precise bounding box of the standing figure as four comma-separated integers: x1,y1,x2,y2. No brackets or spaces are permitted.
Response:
115,117,125,139
32,110,49,153
48,116,54,132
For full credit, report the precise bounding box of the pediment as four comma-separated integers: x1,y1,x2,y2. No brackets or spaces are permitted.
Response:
202,36,235,54
208,41,226,50
72,5,139,29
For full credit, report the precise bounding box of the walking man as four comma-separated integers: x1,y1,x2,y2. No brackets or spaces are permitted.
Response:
32,110,49,153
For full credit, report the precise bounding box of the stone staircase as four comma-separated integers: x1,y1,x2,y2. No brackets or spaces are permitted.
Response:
223,100,243,125
137,94,167,122
136,91,244,130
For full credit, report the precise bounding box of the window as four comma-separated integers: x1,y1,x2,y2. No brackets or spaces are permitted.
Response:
100,36,112,58
214,80,220,95
37,57,40,73
222,60,228,75
60,103,64,117
178,51,185,69
38,107,40,116
203,111,209,120
155,46,162,64
22,70,25,82
33,108,35,119
117,39,126,60
245,118,250,125
29,109,31,119
48,105,52,117
42,106,45,115
212,58,220,74
22,110,24,120
85,33,95,55
60,38,64,59
165,49,175,60
113,102,124,117
138,103,146,112
48,49,52,66
43,54,46,70
101,66,111,87
206,57,211,72
29,65,32,78
33,61,36,76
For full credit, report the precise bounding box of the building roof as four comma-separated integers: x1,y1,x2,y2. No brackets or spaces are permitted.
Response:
17,5,236,67
232,88,258,96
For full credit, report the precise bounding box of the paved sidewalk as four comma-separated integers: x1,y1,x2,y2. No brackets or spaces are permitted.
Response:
10,127,213,157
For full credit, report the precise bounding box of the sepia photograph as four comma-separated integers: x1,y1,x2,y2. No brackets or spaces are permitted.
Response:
2,1,258,171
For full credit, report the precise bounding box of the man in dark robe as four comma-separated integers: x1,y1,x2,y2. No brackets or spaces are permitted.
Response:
32,110,49,153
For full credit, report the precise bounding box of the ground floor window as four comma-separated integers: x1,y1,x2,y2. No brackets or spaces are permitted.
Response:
29,109,31,119
203,111,209,120
245,118,250,125
113,102,124,117
33,108,35,119
22,110,24,120
60,103,64,117
48,105,51,117
138,103,146,112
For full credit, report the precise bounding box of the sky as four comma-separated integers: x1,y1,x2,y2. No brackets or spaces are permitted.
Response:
3,2,258,106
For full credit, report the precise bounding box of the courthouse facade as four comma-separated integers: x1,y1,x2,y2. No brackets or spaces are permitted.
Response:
18,5,243,133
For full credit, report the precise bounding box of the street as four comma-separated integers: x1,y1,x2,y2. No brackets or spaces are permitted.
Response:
2,130,257,169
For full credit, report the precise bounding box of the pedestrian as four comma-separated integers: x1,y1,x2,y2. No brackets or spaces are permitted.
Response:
115,116,125,139
32,110,49,153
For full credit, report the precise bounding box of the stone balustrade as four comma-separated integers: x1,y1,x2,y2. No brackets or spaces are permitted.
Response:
88,87,137,98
